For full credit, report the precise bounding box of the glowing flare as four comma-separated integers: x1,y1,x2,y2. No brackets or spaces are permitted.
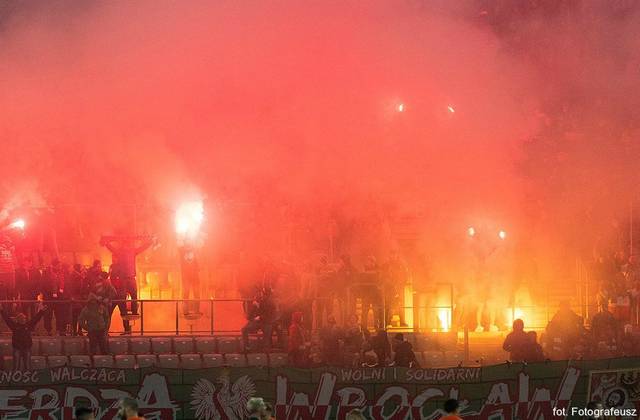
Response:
397,103,405,112
467,226,475,237
438,308,451,332
447,105,455,113
498,230,506,240
9,219,25,230
175,201,204,238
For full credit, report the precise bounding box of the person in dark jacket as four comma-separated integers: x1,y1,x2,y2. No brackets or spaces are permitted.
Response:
524,331,546,362
68,263,89,336
41,259,68,335
392,333,420,368
288,311,307,367
503,319,529,362
78,294,111,355
320,314,343,366
14,256,40,320
242,287,277,351
1,307,47,370
371,328,392,366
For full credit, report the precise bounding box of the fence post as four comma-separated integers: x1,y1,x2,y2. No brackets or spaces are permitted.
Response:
175,301,179,336
140,301,144,336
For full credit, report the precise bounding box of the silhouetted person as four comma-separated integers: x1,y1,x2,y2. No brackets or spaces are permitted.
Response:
392,333,419,368
14,256,39,319
109,263,134,334
354,256,383,330
590,301,619,343
288,311,307,367
242,287,277,351
68,263,88,336
525,331,545,362
371,328,391,366
503,319,529,361
384,251,409,327
1,307,47,370
79,294,110,355
547,300,583,347
0,234,16,304
441,399,463,420
320,314,342,365
42,259,68,335
101,236,154,321
85,260,103,291
179,245,200,315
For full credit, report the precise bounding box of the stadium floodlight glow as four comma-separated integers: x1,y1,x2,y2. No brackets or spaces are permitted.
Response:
467,226,475,237
9,219,25,230
498,230,507,240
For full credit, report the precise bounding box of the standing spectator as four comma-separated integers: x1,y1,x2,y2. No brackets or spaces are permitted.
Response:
288,311,307,367
371,328,392,366
590,300,619,343
392,333,419,368
78,294,110,355
0,306,47,370
320,314,342,366
85,260,103,291
14,256,39,319
101,235,154,323
116,397,145,420
179,245,200,315
524,331,546,362
503,319,529,362
546,300,584,356
354,256,383,330
384,251,409,327
68,263,88,336
343,314,365,364
102,267,131,334
242,287,277,351
441,399,463,420
42,259,68,335
0,234,16,306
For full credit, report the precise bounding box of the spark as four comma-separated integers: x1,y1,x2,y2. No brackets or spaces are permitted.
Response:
447,105,455,113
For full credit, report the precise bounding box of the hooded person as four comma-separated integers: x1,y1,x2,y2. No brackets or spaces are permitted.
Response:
78,293,111,355
392,333,420,368
288,311,308,367
0,306,48,370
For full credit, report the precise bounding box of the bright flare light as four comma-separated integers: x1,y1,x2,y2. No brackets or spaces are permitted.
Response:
397,103,405,112
437,308,451,332
175,201,204,239
447,105,455,113
498,230,507,240
9,219,25,230
467,226,475,237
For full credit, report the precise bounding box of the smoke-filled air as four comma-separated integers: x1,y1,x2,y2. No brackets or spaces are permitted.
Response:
1,1,640,334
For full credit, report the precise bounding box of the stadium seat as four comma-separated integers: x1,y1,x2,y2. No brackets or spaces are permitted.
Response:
268,353,287,367
151,338,172,354
202,354,224,367
31,356,47,370
0,339,12,356
108,337,129,355
158,354,180,368
136,354,157,368
69,355,91,367
180,354,202,369
130,338,151,354
423,351,445,367
173,337,194,354
47,355,68,368
115,355,136,369
39,338,62,356
93,355,114,368
443,351,464,367
246,353,268,367
195,337,217,354
217,337,239,354
225,353,246,367
63,337,86,355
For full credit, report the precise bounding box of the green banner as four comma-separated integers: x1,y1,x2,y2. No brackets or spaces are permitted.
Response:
0,358,638,419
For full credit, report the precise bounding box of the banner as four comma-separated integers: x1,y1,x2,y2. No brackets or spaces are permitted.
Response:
0,358,639,419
